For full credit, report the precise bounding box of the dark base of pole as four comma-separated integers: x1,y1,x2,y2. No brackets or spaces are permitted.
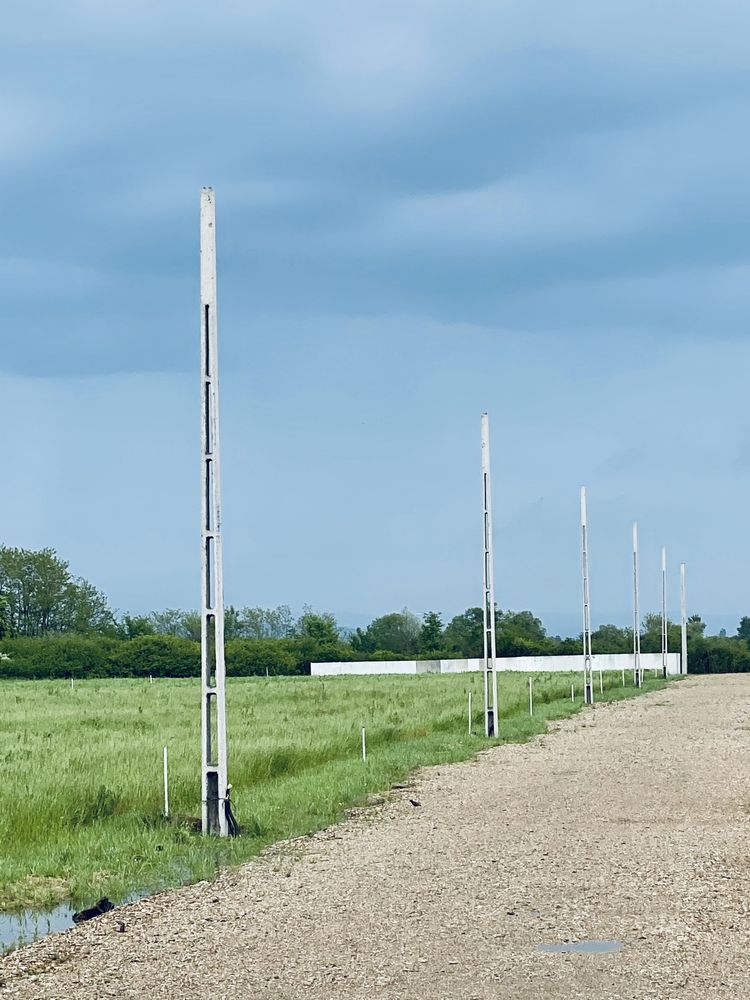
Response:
206,771,220,835
584,683,593,705
662,667,667,679
635,670,642,688
487,708,495,737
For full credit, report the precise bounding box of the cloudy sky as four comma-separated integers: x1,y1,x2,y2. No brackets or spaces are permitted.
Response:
2,1,749,634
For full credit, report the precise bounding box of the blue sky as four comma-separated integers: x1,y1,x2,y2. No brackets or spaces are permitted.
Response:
2,1,750,634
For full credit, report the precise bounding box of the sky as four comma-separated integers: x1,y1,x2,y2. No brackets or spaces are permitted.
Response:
2,1,750,635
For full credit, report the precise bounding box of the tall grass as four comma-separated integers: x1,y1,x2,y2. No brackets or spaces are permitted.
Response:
0,670,666,910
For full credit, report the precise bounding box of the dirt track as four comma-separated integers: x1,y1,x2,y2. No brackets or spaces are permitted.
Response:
2,675,749,999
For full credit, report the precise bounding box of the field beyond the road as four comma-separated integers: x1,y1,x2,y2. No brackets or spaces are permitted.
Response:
0,670,664,913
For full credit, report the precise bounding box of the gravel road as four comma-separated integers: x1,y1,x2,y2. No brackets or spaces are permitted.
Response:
2,675,749,999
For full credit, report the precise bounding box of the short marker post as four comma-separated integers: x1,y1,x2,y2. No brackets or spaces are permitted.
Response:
361,728,367,762
468,691,473,735
163,745,169,819
599,669,603,695
529,676,533,716
571,683,575,703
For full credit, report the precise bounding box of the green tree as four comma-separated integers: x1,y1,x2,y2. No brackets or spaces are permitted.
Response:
687,614,706,638
591,623,632,653
0,594,8,640
148,609,187,637
241,605,294,639
0,546,114,636
351,609,420,655
443,608,484,657
737,616,750,642
118,614,155,640
418,611,444,653
295,608,340,645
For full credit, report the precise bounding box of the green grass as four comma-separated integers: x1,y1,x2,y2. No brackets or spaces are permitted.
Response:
0,669,668,911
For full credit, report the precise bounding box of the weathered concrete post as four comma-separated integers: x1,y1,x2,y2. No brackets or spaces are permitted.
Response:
200,187,229,836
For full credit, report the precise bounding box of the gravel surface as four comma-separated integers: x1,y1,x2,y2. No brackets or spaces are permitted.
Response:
2,675,749,999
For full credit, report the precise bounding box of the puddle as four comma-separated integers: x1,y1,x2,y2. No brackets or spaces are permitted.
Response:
0,890,151,954
0,903,77,953
537,940,623,954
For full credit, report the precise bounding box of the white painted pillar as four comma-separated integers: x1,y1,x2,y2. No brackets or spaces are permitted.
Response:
580,487,594,704
481,413,499,737
200,187,229,837
632,523,642,687
661,546,668,680
680,562,687,675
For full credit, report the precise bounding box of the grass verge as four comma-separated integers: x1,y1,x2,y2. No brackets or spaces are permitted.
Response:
0,669,668,911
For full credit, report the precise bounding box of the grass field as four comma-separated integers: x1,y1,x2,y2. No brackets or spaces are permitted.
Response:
0,670,668,912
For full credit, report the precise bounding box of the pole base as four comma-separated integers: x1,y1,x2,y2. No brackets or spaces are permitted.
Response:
635,670,642,688
584,683,593,705
486,708,496,737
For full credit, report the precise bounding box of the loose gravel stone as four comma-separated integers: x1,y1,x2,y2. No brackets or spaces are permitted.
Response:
1,675,748,998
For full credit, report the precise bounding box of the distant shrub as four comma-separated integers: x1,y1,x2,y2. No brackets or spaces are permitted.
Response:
688,637,750,674
0,636,118,678
226,639,296,677
109,635,200,678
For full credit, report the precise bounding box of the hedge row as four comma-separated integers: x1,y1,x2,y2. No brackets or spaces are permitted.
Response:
0,635,359,679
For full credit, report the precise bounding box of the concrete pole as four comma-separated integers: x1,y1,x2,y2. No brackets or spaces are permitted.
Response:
632,523,642,687
200,187,229,836
661,546,668,679
580,487,594,705
480,413,499,737
680,562,688,675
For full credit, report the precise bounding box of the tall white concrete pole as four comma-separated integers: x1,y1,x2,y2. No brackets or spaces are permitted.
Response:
480,413,499,737
632,522,642,687
580,487,594,705
680,562,687,675
200,187,229,836
661,545,668,679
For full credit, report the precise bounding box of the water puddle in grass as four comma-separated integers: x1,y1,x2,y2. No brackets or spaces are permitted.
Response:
537,940,623,954
0,903,76,953
0,890,151,954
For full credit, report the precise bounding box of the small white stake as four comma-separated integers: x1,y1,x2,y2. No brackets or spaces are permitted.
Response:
571,683,575,703
529,676,533,716
599,670,603,695
361,728,367,762
70,677,74,691
163,745,169,819
149,675,153,685
621,665,625,687
468,691,473,735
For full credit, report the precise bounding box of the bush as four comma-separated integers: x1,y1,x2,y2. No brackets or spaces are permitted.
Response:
688,637,750,674
226,639,296,677
109,635,200,677
0,636,118,678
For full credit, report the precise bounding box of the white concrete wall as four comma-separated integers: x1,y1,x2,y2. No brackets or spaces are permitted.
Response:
312,652,683,677
311,660,418,676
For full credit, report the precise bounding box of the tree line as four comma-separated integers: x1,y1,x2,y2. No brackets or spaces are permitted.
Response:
0,544,747,677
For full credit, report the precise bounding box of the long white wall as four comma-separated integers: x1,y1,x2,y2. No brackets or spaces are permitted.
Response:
311,652,682,677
